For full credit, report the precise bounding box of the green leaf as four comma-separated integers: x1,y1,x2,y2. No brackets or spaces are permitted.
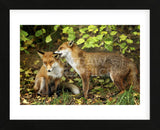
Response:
136,41,140,44
104,45,113,52
88,25,98,33
20,30,28,37
98,79,104,83
61,76,66,81
20,47,25,51
138,25,140,30
133,31,138,35
45,35,52,43
110,31,117,36
119,42,126,49
67,33,75,41
104,40,113,45
24,49,29,54
74,78,81,82
96,34,103,40
119,34,127,41
35,30,43,37
62,27,69,33
68,79,74,84
130,47,135,51
126,39,133,44
54,25,60,31
31,44,35,47
42,28,46,33
20,68,24,72
82,34,89,39
101,31,107,35
20,30,29,42
70,68,74,72
122,46,128,54
100,25,106,31
79,28,88,33
77,38,85,45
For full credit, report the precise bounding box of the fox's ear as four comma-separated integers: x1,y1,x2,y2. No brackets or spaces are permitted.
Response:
37,50,44,59
53,54,60,59
68,41,74,47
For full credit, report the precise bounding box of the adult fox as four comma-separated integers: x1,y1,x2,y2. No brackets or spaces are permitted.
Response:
33,51,80,96
54,41,140,98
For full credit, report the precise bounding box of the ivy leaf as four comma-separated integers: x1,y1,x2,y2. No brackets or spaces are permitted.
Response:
119,34,127,41
104,40,113,45
100,25,106,31
104,45,113,52
45,35,52,43
122,46,128,54
96,34,103,40
35,30,43,37
54,25,60,31
119,42,126,49
24,50,29,54
126,39,133,44
130,47,135,51
42,28,46,33
67,33,75,41
82,34,89,39
110,31,117,36
133,31,138,35
61,76,66,81
20,47,25,51
77,38,85,45
20,30,28,37
101,31,108,35
62,27,69,33
79,28,88,34
88,25,98,33
20,68,24,72
136,41,140,44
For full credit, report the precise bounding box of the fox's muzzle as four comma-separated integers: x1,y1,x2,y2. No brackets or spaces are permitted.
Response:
54,51,62,55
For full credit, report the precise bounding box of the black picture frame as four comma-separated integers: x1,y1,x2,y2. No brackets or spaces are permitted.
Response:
0,0,157,129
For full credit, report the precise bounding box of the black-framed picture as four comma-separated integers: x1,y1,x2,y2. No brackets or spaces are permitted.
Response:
10,10,149,120
1,0,158,129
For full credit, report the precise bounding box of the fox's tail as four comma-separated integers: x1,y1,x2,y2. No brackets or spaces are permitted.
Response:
128,62,140,92
60,83,80,95
50,82,80,95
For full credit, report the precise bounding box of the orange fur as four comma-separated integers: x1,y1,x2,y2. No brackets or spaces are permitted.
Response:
55,41,140,98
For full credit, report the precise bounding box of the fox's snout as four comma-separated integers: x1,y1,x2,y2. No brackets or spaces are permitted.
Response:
46,65,53,72
54,51,62,55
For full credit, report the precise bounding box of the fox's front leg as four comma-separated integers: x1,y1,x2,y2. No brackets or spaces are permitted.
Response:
81,74,90,98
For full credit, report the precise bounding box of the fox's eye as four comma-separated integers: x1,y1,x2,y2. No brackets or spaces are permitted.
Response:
59,47,63,50
44,62,47,64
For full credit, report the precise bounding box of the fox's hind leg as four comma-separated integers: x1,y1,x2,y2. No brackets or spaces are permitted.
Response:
110,73,125,91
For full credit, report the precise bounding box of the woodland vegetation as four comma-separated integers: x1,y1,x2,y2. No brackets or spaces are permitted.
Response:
20,25,140,105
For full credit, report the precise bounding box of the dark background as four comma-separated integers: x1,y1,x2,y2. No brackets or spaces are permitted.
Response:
0,0,158,129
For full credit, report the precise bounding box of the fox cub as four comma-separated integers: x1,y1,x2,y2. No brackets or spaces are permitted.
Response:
33,51,80,96
55,41,140,98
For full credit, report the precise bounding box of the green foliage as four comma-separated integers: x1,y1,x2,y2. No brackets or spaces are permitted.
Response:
20,25,140,105
62,26,76,41
20,25,140,55
45,35,52,43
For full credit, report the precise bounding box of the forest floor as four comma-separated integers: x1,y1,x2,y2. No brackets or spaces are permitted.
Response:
20,44,140,105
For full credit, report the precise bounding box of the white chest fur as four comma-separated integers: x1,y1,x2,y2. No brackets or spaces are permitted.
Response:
65,52,80,75
47,64,63,79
